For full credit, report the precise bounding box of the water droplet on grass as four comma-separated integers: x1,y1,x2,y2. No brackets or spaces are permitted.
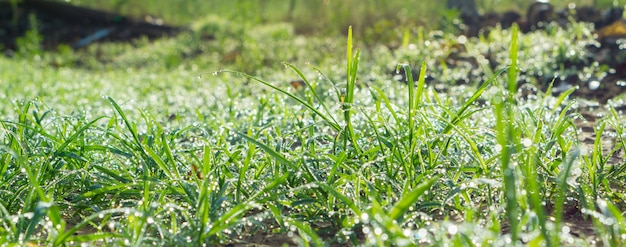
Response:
589,80,600,90
447,224,458,235
522,138,532,148
416,228,428,239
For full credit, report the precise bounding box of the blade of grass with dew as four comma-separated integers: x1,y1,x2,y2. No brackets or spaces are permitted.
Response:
73,183,140,206
194,173,226,243
219,70,341,132
49,116,104,159
495,23,521,243
284,63,338,123
525,120,552,246
55,208,133,245
232,130,317,183
398,63,417,180
343,25,361,152
552,102,576,151
143,144,176,180
586,130,606,187
604,112,626,179
553,146,580,244
389,175,441,222
326,151,348,184
399,64,427,137
493,94,519,242
316,182,362,216
368,85,408,168
142,140,195,206
206,173,288,236
311,66,344,110
549,86,577,116
430,67,507,151
370,85,401,125
202,145,214,180
107,97,157,213
285,218,324,247
23,201,52,243
430,113,487,172
92,164,132,183
507,25,519,96
106,97,144,153
237,129,256,202
415,62,427,108
362,109,390,157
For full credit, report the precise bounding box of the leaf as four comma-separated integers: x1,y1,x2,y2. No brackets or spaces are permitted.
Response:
389,175,440,222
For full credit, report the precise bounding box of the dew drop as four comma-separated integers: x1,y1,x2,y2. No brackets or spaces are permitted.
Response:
522,138,532,148
589,80,600,90
448,224,458,235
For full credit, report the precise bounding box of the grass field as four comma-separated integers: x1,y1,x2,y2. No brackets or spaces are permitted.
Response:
1,1,626,246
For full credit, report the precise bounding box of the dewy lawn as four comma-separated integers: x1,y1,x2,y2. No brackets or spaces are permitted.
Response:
1,3,626,247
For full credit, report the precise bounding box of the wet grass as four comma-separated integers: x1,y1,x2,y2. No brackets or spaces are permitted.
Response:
2,4,626,247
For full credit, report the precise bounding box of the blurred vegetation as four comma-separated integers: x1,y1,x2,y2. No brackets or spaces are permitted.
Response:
61,0,620,48
69,1,617,28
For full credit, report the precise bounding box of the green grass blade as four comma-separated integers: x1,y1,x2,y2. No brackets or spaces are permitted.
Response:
316,182,361,216
507,24,519,96
206,173,288,236
106,97,142,150
55,208,132,245
284,63,339,124
389,175,440,222
220,70,341,131
343,25,360,152
415,62,427,109
51,116,104,158
232,130,294,169
554,147,580,229
439,67,506,138
286,218,324,246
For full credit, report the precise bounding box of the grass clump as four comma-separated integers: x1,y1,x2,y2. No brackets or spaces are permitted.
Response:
1,3,626,246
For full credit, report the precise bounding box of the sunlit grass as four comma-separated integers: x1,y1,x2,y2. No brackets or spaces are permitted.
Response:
1,5,626,246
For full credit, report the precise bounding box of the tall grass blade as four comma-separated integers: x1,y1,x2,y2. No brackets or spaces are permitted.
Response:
343,26,360,152
398,64,416,178
507,24,519,96
554,148,580,231
525,121,552,246
494,23,521,243
106,97,143,150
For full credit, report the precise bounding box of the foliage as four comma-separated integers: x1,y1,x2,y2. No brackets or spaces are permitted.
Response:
1,1,626,246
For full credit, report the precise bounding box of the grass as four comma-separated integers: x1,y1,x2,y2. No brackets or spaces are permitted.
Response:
1,1,626,246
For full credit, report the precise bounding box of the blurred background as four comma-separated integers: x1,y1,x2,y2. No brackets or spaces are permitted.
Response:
68,0,618,34
1,0,623,51
1,0,623,83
